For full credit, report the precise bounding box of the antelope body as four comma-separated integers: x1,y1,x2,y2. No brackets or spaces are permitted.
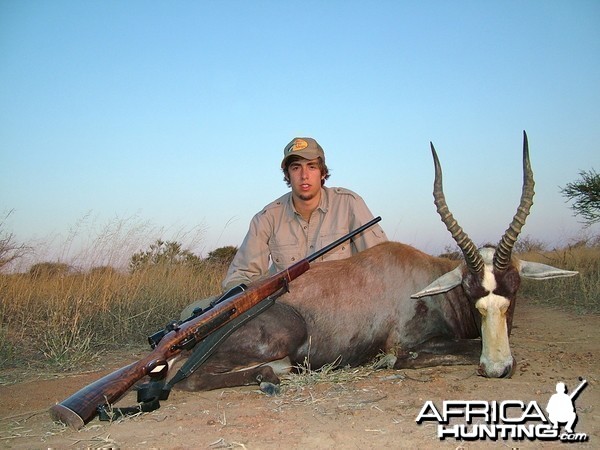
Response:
173,132,577,392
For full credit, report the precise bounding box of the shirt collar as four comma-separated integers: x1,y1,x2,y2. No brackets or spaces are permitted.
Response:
285,187,329,220
318,186,330,213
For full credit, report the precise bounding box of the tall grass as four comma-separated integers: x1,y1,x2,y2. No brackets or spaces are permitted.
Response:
0,228,598,372
0,264,226,371
518,244,600,313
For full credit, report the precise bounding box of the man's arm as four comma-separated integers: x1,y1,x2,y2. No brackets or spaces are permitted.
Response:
222,213,272,290
349,193,388,252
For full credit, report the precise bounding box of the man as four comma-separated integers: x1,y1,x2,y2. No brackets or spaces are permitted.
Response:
223,136,387,288
181,137,387,318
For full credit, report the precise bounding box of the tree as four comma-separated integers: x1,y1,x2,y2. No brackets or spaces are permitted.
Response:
560,169,600,227
0,210,31,271
129,240,202,273
205,246,238,266
29,262,72,278
513,235,547,254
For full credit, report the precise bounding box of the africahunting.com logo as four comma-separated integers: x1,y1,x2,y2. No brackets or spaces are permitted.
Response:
415,377,589,443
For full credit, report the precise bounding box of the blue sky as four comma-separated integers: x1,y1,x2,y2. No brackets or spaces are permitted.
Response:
1,1,599,269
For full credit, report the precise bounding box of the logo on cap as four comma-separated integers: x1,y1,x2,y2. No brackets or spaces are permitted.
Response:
290,138,309,152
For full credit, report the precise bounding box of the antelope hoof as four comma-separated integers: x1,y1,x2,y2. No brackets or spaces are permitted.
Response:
259,381,281,396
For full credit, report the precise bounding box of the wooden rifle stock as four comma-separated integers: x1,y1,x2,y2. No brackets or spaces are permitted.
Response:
50,217,381,429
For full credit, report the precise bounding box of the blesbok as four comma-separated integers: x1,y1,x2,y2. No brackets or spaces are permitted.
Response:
173,131,577,392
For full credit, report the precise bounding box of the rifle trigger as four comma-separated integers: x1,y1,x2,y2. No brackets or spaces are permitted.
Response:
173,335,198,352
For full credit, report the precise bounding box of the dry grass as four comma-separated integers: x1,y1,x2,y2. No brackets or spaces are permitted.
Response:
0,264,226,370
0,232,597,372
518,244,599,313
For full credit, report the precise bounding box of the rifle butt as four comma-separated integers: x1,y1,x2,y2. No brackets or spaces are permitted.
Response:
49,403,86,430
49,360,153,429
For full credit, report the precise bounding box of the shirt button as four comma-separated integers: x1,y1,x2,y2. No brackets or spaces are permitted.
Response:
303,225,307,230
291,257,295,261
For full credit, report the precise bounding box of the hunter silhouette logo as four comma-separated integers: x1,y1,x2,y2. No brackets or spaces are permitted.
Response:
546,377,587,435
415,377,589,443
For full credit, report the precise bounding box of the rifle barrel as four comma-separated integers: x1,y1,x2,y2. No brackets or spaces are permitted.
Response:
307,216,381,263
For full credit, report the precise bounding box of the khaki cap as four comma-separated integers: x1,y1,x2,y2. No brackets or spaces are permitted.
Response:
281,137,325,168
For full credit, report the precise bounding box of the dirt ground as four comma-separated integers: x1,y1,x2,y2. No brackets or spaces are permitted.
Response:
0,303,598,449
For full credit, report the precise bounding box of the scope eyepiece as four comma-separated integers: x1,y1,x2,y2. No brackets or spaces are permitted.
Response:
148,329,166,349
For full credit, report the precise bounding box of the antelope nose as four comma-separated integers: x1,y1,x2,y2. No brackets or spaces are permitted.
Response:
478,359,515,378
500,364,513,378
502,359,516,378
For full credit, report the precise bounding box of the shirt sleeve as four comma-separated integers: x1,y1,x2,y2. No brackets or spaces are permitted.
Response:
222,212,272,290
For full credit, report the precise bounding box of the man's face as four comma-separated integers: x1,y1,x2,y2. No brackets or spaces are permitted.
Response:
287,158,323,201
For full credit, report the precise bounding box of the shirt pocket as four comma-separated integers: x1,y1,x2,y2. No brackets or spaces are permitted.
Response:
318,229,352,261
269,238,302,270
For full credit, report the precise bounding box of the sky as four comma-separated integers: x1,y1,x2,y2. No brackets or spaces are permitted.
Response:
1,0,599,270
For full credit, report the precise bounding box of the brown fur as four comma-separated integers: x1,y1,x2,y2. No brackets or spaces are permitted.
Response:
174,241,495,392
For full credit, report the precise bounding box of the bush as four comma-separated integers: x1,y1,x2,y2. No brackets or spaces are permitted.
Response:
0,210,32,272
206,246,238,266
29,262,73,278
129,240,202,273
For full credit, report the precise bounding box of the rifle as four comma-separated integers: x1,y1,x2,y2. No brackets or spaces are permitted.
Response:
49,216,382,429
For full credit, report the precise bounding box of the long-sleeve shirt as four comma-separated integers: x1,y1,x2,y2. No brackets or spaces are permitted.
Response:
222,186,388,290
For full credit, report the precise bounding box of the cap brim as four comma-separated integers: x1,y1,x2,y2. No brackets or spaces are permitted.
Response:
281,149,323,168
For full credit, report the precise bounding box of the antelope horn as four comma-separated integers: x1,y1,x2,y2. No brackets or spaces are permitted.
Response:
431,142,484,274
493,131,535,272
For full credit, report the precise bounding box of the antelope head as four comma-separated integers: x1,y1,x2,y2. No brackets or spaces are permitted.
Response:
412,131,578,378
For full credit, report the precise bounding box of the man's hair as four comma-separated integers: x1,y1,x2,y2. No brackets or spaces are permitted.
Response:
282,155,330,187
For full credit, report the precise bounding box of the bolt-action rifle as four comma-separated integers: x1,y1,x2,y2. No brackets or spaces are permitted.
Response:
50,217,381,429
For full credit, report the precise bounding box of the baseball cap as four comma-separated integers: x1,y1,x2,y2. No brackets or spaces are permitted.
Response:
281,137,325,168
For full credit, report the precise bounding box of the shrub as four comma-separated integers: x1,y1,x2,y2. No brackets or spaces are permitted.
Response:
129,240,202,273
29,262,73,278
206,246,238,266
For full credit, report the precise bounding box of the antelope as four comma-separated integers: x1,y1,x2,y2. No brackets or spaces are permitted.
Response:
173,131,578,392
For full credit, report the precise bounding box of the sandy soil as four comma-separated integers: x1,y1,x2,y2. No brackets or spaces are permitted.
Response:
0,303,598,449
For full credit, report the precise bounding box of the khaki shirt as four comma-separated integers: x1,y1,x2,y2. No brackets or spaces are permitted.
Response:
223,186,387,290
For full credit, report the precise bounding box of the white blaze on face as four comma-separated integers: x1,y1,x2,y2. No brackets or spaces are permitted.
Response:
475,265,513,377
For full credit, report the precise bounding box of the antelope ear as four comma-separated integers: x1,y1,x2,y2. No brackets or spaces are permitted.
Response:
411,266,463,299
518,260,579,280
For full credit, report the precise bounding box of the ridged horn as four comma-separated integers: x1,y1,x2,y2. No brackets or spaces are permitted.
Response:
431,142,484,274
493,131,535,272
